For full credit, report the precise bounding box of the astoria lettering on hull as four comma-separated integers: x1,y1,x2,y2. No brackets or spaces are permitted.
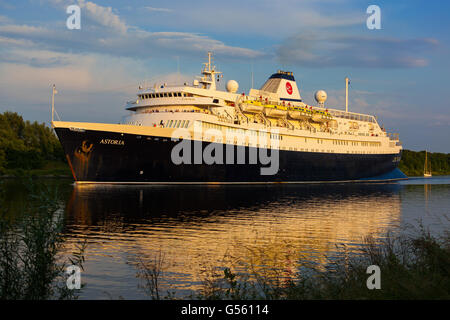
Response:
99,139,125,145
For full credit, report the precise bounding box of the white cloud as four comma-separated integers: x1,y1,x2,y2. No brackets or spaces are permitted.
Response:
133,0,365,37
277,34,439,68
144,7,172,13
78,0,128,34
0,23,263,60
0,15,12,24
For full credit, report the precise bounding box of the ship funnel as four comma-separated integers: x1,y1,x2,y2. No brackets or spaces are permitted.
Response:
259,70,302,102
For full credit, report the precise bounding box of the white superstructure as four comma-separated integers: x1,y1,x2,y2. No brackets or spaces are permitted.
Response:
121,52,401,156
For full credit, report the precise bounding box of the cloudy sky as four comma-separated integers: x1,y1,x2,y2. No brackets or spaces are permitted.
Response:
0,0,449,152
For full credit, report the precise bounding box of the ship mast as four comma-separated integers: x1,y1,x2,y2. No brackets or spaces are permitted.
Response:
199,52,221,90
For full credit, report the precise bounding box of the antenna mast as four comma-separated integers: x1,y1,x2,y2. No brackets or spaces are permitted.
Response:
345,77,349,112
251,61,254,89
199,52,221,90
51,84,57,124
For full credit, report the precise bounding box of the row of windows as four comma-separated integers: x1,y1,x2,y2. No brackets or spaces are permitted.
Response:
332,140,380,147
139,92,193,99
164,120,190,129
201,122,283,140
330,110,376,123
141,135,379,154
334,140,349,146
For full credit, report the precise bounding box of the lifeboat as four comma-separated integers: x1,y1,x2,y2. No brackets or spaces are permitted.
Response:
288,107,311,120
311,111,332,123
240,100,264,113
264,104,287,118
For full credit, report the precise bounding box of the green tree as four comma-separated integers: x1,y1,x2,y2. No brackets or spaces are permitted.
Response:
0,111,65,173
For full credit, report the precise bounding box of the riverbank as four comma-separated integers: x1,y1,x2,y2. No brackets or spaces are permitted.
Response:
399,149,450,177
0,160,71,178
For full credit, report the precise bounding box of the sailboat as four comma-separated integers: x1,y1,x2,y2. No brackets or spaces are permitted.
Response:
424,150,432,177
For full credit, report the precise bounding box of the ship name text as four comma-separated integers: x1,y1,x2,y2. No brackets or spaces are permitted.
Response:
99,139,125,146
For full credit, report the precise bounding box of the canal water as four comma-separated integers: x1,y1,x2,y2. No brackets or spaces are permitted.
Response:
1,176,449,299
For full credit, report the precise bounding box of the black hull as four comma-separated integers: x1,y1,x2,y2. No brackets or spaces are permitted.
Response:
55,128,402,183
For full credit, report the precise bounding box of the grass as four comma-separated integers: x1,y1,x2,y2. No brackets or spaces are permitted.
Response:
0,181,85,300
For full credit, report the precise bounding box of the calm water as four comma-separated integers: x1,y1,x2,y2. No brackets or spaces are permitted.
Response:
2,176,449,299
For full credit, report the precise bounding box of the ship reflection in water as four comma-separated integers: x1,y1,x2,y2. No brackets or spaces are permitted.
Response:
64,183,402,299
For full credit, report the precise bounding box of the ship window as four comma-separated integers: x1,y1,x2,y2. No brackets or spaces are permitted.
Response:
169,93,173,97
181,120,185,127
163,93,167,97
176,120,181,128
169,120,173,127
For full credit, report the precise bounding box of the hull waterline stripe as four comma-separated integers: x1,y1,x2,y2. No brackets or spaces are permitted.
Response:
74,178,408,186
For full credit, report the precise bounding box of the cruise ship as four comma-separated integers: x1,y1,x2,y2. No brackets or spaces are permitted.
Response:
52,52,405,184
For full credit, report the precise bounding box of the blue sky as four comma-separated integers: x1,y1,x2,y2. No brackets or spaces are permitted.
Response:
0,0,449,152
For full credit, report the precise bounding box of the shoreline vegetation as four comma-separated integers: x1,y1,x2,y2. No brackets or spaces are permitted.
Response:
0,181,85,299
0,111,449,178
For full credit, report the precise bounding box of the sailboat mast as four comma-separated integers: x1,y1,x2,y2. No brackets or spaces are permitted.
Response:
424,150,427,172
